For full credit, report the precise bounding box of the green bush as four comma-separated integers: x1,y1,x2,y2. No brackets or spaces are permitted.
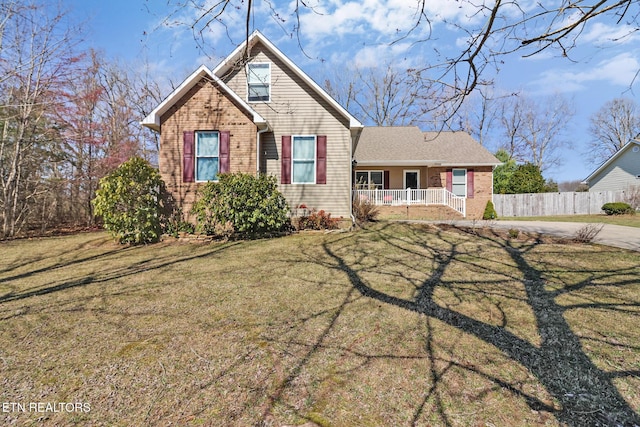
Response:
509,163,545,194
163,206,195,237
601,202,634,216
483,200,498,220
192,173,290,236
92,157,164,244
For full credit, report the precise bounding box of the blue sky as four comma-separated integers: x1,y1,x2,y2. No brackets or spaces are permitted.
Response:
67,0,640,183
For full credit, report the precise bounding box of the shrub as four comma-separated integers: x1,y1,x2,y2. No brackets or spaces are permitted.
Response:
508,228,520,239
352,196,379,224
509,163,546,194
162,206,195,237
92,157,164,244
601,202,634,216
296,209,340,230
483,200,498,220
191,173,290,236
573,223,604,243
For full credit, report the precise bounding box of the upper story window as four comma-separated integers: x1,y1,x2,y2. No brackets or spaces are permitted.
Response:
196,131,219,181
247,62,270,102
451,168,466,197
292,135,316,184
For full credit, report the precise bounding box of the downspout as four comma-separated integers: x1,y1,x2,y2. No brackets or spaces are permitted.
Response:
491,165,495,204
349,133,358,228
350,164,356,227
256,124,270,176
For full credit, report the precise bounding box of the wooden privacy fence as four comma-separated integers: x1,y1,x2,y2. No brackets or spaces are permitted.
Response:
493,190,629,217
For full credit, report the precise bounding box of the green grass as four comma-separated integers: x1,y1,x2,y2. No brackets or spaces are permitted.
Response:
500,213,640,227
0,224,639,426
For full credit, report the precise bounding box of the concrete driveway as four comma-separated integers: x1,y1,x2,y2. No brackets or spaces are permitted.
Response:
421,220,640,252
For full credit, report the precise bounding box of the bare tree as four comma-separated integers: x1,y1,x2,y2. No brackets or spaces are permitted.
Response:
586,97,640,165
499,94,527,161
160,1,640,117
430,88,512,148
497,93,575,172
126,60,165,159
323,64,426,127
0,1,79,237
52,52,160,226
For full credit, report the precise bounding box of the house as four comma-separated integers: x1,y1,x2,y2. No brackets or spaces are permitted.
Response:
583,139,640,192
142,30,363,219
353,127,501,218
142,30,500,222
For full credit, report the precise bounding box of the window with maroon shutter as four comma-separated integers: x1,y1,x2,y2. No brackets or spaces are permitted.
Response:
451,168,467,197
467,169,474,198
316,135,326,184
283,135,326,184
446,169,452,192
195,131,221,181
281,135,291,184
183,131,195,182
384,171,390,189
219,131,230,174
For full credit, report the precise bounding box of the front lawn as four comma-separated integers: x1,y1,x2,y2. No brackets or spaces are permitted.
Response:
1,224,639,426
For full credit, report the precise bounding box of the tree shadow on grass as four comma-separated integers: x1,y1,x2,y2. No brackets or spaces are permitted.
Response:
0,241,241,307
319,223,640,427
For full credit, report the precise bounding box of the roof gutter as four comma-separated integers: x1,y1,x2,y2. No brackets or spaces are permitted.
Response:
354,160,502,167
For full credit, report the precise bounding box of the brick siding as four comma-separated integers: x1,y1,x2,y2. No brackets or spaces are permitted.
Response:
159,77,257,219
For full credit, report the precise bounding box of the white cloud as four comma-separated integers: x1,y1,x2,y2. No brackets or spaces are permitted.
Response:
530,52,640,93
297,0,467,41
352,42,413,68
582,22,640,45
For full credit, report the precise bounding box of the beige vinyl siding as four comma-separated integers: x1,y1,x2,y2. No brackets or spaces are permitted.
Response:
589,149,640,192
219,41,353,217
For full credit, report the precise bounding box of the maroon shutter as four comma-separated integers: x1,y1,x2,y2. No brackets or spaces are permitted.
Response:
467,169,474,198
183,131,195,182
316,135,327,184
446,169,452,192
281,135,291,184
384,171,390,189
219,131,230,174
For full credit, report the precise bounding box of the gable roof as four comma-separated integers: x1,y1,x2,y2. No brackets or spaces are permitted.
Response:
212,30,363,130
141,65,267,132
583,139,640,184
354,126,501,167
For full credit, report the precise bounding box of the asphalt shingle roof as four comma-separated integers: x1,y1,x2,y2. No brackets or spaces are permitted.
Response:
354,126,501,166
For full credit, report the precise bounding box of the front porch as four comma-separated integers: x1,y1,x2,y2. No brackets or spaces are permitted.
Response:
353,188,466,217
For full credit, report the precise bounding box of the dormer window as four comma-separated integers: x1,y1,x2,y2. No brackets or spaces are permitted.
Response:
247,62,270,102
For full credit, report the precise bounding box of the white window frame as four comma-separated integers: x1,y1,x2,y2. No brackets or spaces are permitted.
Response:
195,131,220,182
292,135,317,184
403,170,420,189
451,168,467,197
247,62,271,103
355,170,384,190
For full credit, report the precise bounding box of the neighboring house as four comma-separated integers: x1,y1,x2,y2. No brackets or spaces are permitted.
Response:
353,127,501,218
142,31,500,221
583,139,640,192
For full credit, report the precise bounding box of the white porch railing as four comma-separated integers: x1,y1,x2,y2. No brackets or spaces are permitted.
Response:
353,188,466,217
